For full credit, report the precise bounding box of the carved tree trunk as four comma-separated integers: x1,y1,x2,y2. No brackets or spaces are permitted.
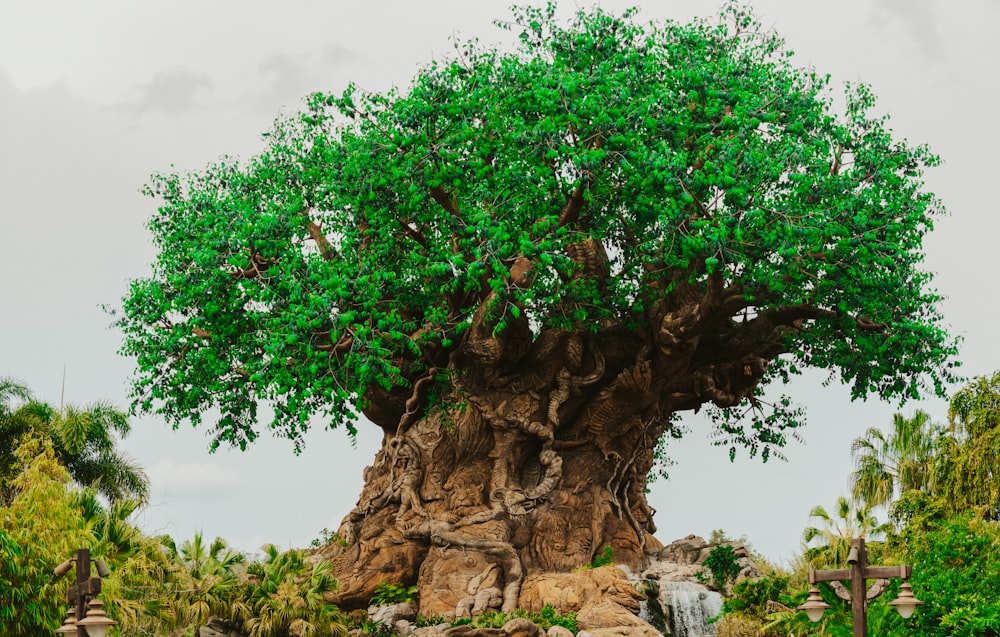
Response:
327,320,769,619
326,240,789,618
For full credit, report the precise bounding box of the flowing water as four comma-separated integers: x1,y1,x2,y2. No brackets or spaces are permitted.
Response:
639,579,724,637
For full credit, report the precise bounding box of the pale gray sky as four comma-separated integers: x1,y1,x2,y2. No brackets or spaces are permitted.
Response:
1,0,997,562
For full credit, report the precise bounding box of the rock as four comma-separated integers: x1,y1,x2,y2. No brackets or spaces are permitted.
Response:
577,600,652,630
579,626,663,637
369,602,418,626
500,618,546,637
413,626,448,637
396,619,413,635
658,535,708,565
519,566,645,615
546,626,574,637
199,617,241,637
443,618,544,637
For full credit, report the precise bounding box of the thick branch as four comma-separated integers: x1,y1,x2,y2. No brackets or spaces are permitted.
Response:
305,219,337,261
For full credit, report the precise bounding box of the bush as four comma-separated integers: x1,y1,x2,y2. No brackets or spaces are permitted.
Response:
702,544,742,590
715,612,766,637
722,575,790,620
370,581,418,605
450,606,577,634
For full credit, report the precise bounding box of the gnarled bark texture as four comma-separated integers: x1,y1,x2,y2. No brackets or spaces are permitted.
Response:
326,252,784,618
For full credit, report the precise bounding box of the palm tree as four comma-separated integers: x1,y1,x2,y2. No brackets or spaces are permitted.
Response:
242,544,347,637
803,496,889,568
0,378,33,504
850,410,941,509
5,399,148,503
163,532,246,634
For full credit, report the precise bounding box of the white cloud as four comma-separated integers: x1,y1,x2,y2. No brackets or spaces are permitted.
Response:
147,459,241,497
127,69,213,116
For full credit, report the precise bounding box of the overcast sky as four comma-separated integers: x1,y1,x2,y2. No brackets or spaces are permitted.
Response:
1,0,998,562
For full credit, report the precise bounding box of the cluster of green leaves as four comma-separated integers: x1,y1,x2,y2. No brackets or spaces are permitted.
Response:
241,544,347,637
116,2,956,452
0,377,148,505
719,373,1000,636
0,436,88,637
936,371,1000,519
701,544,742,590
451,605,578,633
310,526,347,548
802,495,888,568
868,515,1000,637
847,372,1000,522
370,580,418,605
590,545,615,568
721,574,789,621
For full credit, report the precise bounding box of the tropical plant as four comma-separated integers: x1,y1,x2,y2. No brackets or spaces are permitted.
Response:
714,612,767,637
867,515,1000,637
241,543,347,637
451,606,577,633
701,544,742,590
590,545,615,568
802,496,889,568
113,2,958,606
763,585,853,637
721,574,790,621
370,580,417,606
0,384,148,505
850,410,941,509
0,377,33,504
162,532,246,635
0,435,90,637
935,372,1000,519
30,400,149,503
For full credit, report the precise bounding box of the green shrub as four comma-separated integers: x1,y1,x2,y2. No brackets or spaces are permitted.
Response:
591,545,615,568
722,575,790,620
702,544,742,590
370,581,418,605
450,606,577,634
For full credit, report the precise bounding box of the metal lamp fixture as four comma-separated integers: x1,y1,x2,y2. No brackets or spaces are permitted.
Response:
798,585,831,622
54,608,77,635
76,599,116,637
797,538,922,637
52,548,117,637
888,580,924,619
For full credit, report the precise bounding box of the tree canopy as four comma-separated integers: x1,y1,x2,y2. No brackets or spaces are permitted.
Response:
116,4,957,452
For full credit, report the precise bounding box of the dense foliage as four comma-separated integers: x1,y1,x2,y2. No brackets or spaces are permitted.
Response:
0,377,148,504
116,3,956,454
719,373,1000,636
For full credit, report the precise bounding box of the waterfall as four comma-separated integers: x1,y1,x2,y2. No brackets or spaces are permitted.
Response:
640,580,723,637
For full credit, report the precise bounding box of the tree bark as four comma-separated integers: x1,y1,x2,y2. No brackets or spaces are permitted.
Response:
324,316,769,618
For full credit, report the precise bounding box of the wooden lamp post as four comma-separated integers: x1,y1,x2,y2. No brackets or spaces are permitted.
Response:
53,548,117,637
798,537,922,637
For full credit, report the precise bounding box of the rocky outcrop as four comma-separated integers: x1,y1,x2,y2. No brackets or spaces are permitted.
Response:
519,566,644,614
651,535,762,588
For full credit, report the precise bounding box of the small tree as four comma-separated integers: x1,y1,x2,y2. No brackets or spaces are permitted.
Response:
803,496,888,568
0,436,89,637
935,372,1000,519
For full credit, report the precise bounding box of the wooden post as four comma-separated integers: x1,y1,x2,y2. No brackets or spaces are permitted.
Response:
808,537,913,636
850,538,867,637
76,548,90,637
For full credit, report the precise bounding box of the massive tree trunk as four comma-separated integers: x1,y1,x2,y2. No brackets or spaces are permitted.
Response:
327,292,774,618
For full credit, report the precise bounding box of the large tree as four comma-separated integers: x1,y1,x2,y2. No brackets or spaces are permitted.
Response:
115,5,957,616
